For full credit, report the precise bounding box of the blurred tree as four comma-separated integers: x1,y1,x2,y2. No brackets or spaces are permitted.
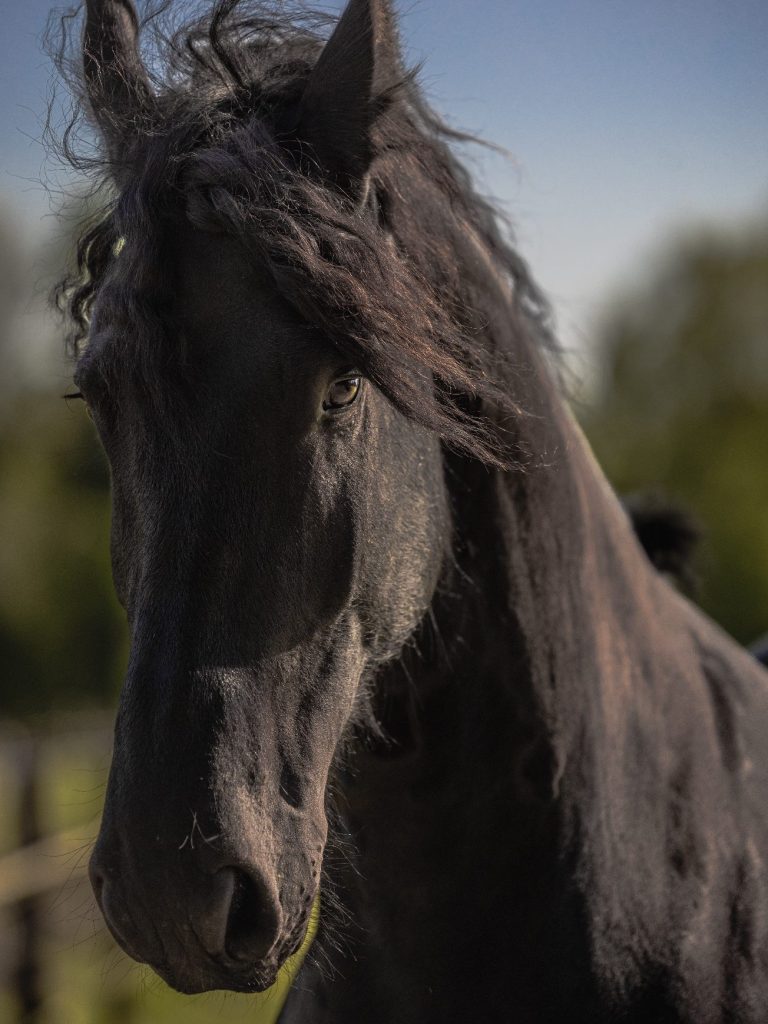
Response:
0,201,126,718
580,213,768,645
0,387,126,717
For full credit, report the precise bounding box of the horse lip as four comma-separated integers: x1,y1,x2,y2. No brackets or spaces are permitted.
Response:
155,958,280,995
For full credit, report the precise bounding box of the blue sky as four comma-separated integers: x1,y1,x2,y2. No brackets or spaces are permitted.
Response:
1,0,767,353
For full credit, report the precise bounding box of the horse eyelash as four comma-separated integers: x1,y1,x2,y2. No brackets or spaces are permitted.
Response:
63,391,84,401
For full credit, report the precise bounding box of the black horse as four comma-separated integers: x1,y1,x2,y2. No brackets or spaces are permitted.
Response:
59,0,768,1020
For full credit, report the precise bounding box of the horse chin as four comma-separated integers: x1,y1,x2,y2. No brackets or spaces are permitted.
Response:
156,961,281,996
149,934,307,996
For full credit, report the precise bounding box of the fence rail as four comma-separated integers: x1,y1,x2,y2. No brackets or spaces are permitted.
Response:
0,817,99,908
0,716,111,1024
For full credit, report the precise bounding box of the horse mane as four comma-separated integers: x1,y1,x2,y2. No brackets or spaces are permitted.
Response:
49,0,557,466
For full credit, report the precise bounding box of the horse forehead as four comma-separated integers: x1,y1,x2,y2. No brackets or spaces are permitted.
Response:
173,226,278,329
174,225,262,309
171,226,326,375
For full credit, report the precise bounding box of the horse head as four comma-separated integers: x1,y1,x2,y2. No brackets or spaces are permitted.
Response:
81,0,461,993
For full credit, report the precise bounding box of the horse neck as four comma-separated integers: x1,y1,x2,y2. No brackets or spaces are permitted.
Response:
446,319,662,725
416,208,665,734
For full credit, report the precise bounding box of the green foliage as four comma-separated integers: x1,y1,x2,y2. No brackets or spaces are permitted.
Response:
580,216,768,645
0,389,127,716
0,192,128,718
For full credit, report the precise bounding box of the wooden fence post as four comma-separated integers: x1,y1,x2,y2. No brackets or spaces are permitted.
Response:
14,736,43,1023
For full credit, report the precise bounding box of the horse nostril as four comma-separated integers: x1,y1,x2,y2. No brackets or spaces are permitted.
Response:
224,868,281,963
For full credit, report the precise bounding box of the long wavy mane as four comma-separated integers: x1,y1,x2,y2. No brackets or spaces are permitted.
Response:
49,0,557,466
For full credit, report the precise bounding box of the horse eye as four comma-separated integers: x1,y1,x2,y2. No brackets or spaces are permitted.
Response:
323,376,362,411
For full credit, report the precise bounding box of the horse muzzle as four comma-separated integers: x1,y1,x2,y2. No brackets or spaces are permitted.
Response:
89,830,320,993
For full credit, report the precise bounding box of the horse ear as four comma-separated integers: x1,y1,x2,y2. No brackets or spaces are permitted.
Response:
296,0,403,194
83,0,154,161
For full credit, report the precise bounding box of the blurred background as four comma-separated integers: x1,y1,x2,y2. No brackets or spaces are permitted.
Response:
0,0,766,1021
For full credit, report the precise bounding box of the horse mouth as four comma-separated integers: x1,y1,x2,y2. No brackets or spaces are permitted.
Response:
147,944,287,995
155,960,282,995
156,942,305,995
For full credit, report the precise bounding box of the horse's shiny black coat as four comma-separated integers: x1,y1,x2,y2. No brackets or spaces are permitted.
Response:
59,1,768,1020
